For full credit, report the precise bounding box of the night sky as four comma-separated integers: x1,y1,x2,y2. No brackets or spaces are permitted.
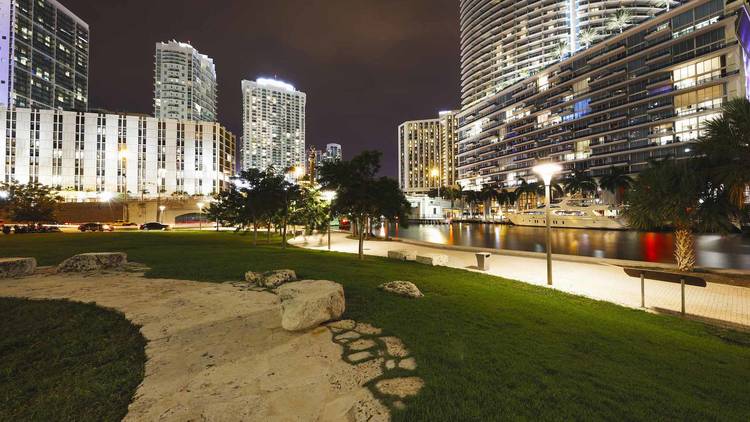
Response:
63,0,461,177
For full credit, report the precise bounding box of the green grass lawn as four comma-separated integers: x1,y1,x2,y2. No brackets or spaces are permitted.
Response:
2,231,750,421
0,297,146,421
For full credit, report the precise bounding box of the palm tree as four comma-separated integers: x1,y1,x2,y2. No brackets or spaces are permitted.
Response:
563,171,598,197
652,0,672,12
553,39,570,60
495,189,518,212
514,179,538,210
461,189,480,217
479,185,497,219
599,167,634,205
625,159,736,272
695,97,750,209
578,27,600,50
607,8,632,34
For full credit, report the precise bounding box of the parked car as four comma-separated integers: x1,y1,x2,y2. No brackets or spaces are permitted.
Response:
78,222,114,232
140,222,170,231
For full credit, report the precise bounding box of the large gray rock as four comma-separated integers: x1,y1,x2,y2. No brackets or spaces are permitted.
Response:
0,258,37,279
57,252,127,272
245,269,297,288
378,281,423,299
277,280,345,331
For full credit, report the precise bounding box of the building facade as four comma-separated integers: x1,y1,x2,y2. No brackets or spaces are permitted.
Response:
154,41,218,122
438,111,459,188
0,0,89,111
241,78,306,171
457,0,746,190
1,107,235,201
398,118,442,195
459,0,674,108
325,143,342,161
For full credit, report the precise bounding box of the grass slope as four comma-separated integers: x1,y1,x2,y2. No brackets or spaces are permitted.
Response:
0,297,146,421
2,231,750,421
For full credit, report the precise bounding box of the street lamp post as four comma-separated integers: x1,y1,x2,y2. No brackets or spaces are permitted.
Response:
159,205,166,224
197,202,205,231
321,190,337,251
533,162,562,286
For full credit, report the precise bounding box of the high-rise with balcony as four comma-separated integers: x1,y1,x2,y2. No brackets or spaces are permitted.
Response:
457,0,747,191
459,0,674,108
0,0,89,111
154,41,217,122
241,78,306,171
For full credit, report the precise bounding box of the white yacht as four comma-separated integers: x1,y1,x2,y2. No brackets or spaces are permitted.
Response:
507,198,627,230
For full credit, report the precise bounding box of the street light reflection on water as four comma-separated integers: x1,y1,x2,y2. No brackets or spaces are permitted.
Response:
385,222,750,270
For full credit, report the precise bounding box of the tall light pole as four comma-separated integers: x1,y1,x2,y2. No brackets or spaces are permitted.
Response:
197,202,205,231
321,190,337,251
159,205,166,224
533,162,562,286
430,168,441,198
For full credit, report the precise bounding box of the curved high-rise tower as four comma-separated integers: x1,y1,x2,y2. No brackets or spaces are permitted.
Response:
459,0,678,107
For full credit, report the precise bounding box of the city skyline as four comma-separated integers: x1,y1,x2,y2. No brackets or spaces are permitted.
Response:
57,0,461,177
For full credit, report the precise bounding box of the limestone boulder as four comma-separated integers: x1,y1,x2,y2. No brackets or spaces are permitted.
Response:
262,269,297,288
57,252,127,272
416,253,448,266
277,280,345,331
378,281,423,299
0,258,37,279
387,250,417,261
244,271,264,284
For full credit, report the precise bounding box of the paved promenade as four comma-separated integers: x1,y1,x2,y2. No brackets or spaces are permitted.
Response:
291,233,750,328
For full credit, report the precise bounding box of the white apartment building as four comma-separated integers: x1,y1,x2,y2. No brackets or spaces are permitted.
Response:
1,107,235,201
241,78,306,171
154,41,218,122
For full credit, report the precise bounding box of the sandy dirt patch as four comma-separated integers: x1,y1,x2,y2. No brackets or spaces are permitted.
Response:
0,268,389,421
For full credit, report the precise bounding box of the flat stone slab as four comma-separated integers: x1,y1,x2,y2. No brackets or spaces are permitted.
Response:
0,258,37,279
57,253,127,273
277,280,345,331
349,339,377,352
381,336,409,358
374,377,424,398
387,250,417,261
348,351,373,363
399,357,417,370
416,253,448,266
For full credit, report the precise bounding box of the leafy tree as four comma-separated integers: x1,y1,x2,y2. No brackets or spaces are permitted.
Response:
319,150,408,259
553,39,570,59
373,177,411,240
625,159,736,272
205,188,240,232
1,182,62,223
599,166,634,205
563,170,598,197
695,97,750,210
291,186,330,236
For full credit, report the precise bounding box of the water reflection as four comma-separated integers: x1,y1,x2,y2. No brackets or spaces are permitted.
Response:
389,223,750,270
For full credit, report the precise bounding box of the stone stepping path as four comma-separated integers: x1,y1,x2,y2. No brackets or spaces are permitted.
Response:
327,319,424,411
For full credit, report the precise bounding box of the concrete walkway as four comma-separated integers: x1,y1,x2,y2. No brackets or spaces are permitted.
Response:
291,233,750,328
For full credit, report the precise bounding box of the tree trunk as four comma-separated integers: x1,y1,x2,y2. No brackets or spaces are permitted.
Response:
253,220,258,246
358,217,365,260
674,227,696,272
267,222,271,243
383,218,390,240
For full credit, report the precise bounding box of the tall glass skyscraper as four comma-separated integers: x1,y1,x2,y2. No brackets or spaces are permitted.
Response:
459,0,676,107
0,0,89,111
154,41,218,122
241,78,306,171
